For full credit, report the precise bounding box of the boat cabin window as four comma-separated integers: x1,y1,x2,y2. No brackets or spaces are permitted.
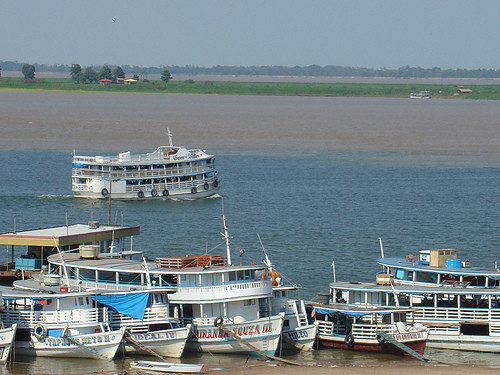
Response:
395,269,405,280
79,268,96,282
393,312,406,323
244,299,256,306
228,270,255,282
415,271,437,284
160,274,177,286
460,323,489,336
98,270,116,283
119,272,142,285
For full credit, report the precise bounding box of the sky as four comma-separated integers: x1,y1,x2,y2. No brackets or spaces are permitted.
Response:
2,0,500,70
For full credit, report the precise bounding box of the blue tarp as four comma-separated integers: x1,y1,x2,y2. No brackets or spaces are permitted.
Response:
92,292,150,320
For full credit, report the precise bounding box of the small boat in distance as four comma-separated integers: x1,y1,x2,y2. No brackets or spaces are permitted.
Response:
410,90,432,99
72,128,220,199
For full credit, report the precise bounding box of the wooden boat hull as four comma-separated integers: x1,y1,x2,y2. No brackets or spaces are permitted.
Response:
318,332,427,356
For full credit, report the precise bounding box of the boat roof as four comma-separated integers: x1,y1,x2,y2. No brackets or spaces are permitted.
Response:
48,252,267,275
0,284,97,300
378,257,500,277
0,223,140,247
331,281,500,296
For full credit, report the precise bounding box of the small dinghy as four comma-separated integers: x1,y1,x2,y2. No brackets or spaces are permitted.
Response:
130,360,203,373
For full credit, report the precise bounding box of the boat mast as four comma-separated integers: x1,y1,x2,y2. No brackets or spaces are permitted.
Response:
167,127,173,147
221,203,232,266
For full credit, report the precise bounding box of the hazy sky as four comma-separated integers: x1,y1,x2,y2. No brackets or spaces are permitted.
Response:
2,1,500,69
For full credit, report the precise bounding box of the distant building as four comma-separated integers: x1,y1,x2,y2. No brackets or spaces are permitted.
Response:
124,79,137,85
99,79,112,85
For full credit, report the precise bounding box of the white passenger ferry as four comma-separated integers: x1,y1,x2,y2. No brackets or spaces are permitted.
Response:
71,129,219,199
44,217,285,356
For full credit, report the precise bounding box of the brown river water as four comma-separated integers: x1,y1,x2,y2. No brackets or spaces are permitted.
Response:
0,91,499,158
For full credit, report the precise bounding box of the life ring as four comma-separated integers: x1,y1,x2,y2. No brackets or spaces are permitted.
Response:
137,190,144,199
191,186,197,194
213,179,218,188
344,333,354,346
376,334,387,344
214,316,224,327
162,189,169,197
33,323,47,341
101,188,109,198
151,189,158,197
204,182,209,190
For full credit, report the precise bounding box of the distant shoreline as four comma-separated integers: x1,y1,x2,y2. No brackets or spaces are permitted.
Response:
3,70,500,85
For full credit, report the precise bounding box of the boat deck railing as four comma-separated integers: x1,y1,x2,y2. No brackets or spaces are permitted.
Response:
0,308,100,328
72,164,215,180
173,280,269,296
73,149,207,164
413,306,500,321
104,306,178,327
316,320,394,339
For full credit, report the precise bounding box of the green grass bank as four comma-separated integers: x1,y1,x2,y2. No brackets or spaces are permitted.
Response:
2,77,500,99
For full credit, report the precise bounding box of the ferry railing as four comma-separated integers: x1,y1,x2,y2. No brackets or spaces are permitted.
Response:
413,307,498,321
352,323,394,339
0,308,100,328
73,151,207,165
174,281,269,296
72,165,215,179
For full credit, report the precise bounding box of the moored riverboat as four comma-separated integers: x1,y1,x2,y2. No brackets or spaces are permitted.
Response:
310,303,428,357
0,286,124,359
44,216,285,356
71,129,219,200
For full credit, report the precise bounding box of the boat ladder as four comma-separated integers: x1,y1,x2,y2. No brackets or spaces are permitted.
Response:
124,331,167,362
376,332,428,362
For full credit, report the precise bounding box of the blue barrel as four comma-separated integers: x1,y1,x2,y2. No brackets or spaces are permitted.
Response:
446,258,462,268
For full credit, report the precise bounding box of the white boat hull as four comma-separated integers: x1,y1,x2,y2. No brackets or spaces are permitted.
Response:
186,315,283,355
282,323,318,350
16,329,124,359
427,334,500,352
73,184,220,200
0,324,16,365
123,326,191,358
130,360,203,373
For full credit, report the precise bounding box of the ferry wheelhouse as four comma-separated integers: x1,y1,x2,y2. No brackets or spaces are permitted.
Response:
72,130,219,199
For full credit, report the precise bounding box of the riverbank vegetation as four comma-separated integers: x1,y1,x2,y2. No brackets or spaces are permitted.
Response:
2,76,500,99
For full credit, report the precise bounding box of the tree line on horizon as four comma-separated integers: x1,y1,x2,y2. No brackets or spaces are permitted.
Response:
2,60,500,79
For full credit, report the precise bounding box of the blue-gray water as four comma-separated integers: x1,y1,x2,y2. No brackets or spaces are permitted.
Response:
1,149,499,371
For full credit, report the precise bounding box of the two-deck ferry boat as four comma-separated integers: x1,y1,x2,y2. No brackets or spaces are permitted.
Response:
325,247,500,352
44,216,284,356
71,129,219,199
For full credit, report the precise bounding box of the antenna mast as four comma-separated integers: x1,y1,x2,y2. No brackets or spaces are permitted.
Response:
167,127,173,147
220,202,232,266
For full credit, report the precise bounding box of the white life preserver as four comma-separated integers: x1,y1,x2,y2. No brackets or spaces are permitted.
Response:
33,323,47,341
